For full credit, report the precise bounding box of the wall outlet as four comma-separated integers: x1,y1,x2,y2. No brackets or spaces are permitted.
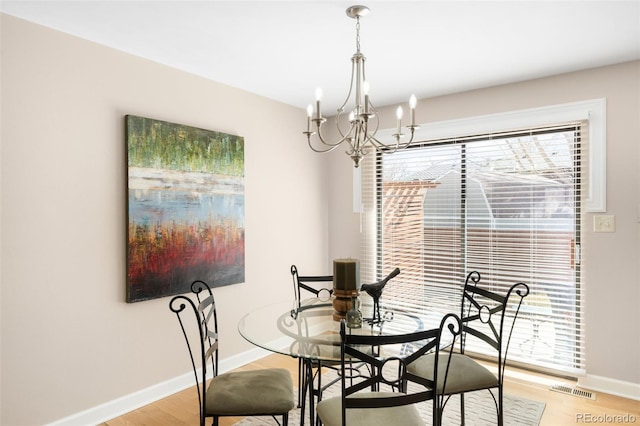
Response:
593,215,615,232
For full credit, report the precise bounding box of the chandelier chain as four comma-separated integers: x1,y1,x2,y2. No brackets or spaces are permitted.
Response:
356,17,361,53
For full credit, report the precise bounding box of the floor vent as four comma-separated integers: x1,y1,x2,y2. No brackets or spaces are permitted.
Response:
550,384,596,400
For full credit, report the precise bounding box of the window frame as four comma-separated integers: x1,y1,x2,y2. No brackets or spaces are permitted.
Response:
358,100,605,376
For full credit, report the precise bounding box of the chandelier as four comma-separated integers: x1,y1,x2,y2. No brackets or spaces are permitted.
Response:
303,5,419,168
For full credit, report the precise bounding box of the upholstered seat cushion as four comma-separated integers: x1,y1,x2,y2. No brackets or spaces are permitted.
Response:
206,368,295,415
407,352,498,394
316,391,423,426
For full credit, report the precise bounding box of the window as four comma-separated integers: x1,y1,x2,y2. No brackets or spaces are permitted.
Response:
359,110,596,376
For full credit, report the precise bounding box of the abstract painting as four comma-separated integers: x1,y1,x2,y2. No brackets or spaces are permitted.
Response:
126,115,245,302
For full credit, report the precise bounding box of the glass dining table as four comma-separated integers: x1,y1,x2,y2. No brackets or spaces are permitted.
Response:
238,297,442,426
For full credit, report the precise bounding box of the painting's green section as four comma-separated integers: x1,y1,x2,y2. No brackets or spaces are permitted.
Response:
127,115,244,176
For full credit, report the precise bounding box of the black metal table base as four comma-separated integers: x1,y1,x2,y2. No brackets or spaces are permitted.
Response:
300,359,333,426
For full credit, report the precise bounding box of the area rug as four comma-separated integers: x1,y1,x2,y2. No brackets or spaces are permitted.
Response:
234,372,545,425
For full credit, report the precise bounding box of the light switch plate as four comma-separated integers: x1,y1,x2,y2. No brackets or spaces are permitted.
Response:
593,215,615,232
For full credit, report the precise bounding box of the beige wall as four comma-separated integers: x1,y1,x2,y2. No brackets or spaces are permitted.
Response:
328,61,640,390
2,12,639,426
1,14,332,425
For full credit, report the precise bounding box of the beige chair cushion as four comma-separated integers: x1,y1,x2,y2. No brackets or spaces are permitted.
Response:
206,368,295,416
316,391,423,426
407,352,498,394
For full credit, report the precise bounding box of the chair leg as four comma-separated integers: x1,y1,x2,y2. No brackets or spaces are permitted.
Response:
317,361,323,400
297,358,304,408
299,359,316,426
283,412,288,426
460,393,465,426
432,395,439,426
498,386,504,426
307,362,316,426
316,362,323,426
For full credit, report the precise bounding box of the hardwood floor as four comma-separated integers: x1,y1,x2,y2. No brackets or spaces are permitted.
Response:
101,353,639,425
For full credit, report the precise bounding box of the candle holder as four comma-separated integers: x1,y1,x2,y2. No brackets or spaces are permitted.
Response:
332,258,360,321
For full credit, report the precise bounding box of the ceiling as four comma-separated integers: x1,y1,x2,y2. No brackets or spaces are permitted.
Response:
2,1,639,112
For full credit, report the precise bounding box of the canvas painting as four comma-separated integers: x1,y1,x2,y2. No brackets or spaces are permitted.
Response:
126,115,245,302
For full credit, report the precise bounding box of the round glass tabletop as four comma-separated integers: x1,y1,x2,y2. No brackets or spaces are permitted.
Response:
238,297,439,362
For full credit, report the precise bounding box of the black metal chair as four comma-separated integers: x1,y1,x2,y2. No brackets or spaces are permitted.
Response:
316,313,463,426
407,271,530,426
169,280,295,426
290,265,339,419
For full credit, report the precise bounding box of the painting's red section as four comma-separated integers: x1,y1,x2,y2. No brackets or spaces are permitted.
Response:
128,220,244,286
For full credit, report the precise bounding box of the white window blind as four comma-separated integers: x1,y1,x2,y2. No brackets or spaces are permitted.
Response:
359,123,585,376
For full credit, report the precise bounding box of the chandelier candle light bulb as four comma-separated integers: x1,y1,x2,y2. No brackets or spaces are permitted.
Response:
410,94,417,126
306,104,313,132
315,88,323,121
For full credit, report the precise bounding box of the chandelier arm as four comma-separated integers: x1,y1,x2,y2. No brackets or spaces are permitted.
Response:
357,110,379,150
346,125,360,156
342,114,371,160
358,136,372,157
306,135,341,153
335,109,357,140
346,124,366,167
368,127,417,154
336,57,358,116
314,118,354,149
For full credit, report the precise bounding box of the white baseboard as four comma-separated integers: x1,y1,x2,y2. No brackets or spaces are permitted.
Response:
46,346,274,426
578,374,640,401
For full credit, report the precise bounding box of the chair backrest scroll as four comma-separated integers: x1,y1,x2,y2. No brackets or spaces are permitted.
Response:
459,271,529,380
291,264,333,310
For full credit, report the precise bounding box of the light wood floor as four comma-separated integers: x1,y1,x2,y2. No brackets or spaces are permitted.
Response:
101,353,639,426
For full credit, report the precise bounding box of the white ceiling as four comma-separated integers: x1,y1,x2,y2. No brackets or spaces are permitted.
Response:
2,1,639,112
